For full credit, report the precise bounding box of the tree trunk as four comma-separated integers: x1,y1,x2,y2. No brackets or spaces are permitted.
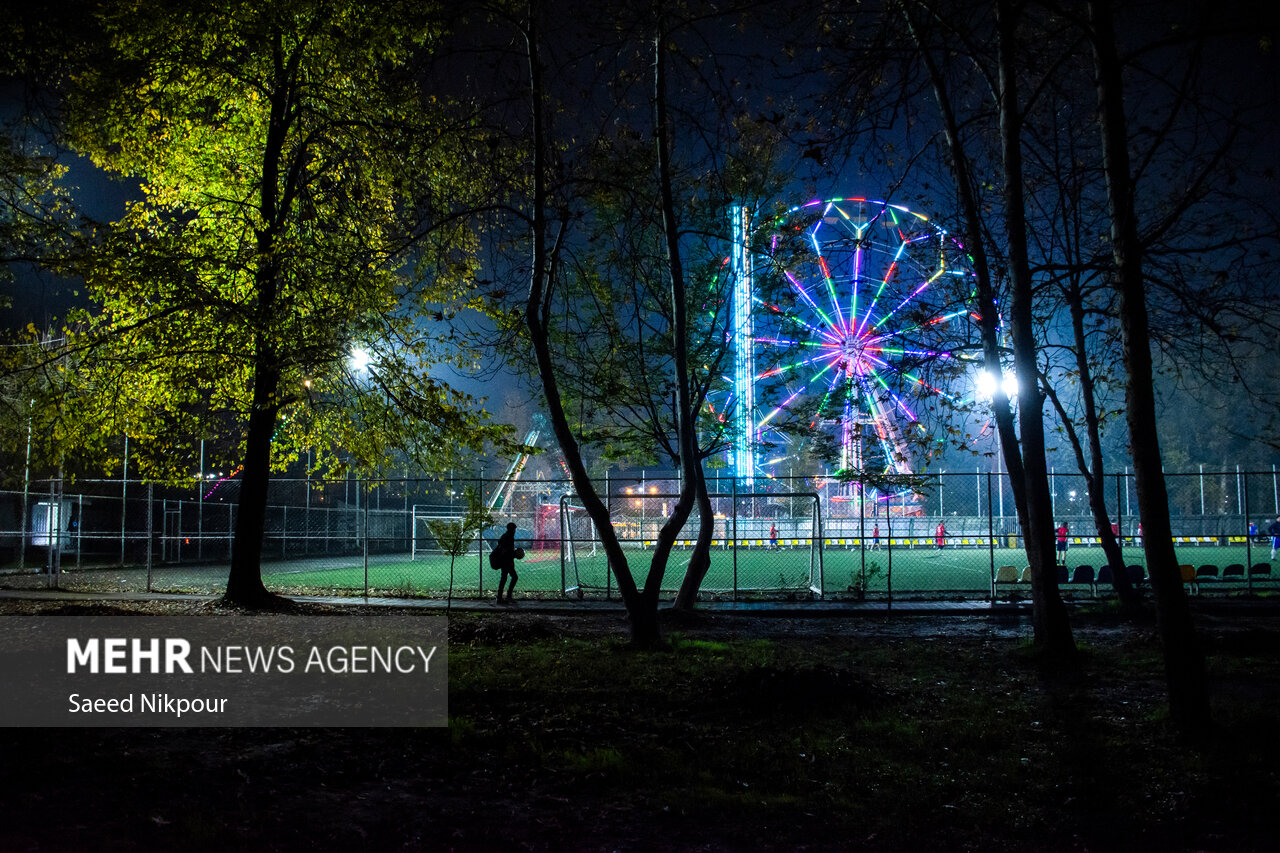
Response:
673,473,715,611
651,22,703,615
224,353,281,607
903,0,1032,587
1063,284,1137,605
224,43,296,609
996,0,1075,662
1089,0,1210,736
522,5,659,646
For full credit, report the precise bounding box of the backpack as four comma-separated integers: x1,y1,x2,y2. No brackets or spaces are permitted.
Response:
487,546,502,570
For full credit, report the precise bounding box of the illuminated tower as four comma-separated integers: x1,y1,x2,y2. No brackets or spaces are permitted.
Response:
729,203,755,489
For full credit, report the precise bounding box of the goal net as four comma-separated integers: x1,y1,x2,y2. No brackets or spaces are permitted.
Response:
559,498,603,597
410,506,480,560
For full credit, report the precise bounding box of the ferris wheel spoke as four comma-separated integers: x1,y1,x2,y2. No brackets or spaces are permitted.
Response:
755,347,842,383
863,352,960,403
733,196,973,487
853,241,907,339
871,276,941,334
756,385,808,430
815,249,847,335
877,307,970,341
809,365,849,429
755,296,841,343
781,271,841,335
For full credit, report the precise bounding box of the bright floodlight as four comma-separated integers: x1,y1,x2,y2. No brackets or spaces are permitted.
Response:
977,370,1017,399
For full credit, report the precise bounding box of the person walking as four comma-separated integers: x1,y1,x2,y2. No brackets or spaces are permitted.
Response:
1056,522,1069,566
495,522,524,604
935,521,946,551
871,523,881,551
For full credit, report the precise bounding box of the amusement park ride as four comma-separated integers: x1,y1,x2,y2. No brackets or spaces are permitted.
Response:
726,197,974,515
483,196,975,525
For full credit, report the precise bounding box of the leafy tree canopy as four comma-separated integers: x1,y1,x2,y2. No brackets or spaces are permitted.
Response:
13,0,509,481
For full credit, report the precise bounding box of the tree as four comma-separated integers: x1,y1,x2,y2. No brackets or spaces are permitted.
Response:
44,0,502,605
426,486,492,610
505,0,785,641
516,2,676,645
873,0,1076,659
1087,0,1211,735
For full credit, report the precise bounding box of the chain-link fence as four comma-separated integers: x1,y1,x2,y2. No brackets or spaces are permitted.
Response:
3,469,1279,600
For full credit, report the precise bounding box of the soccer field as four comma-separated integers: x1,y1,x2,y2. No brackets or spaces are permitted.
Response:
258,539,1279,598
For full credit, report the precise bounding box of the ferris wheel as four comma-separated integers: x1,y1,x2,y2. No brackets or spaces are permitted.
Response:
728,197,973,499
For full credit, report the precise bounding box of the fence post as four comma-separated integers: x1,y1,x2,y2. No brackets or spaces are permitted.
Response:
732,477,738,601
146,482,154,591
20,414,32,574
813,493,824,599
198,440,205,563
49,476,60,589
988,470,996,599
1244,474,1252,586
76,493,83,571
885,499,893,607
362,479,370,597
559,493,567,597
858,478,865,595
120,436,128,567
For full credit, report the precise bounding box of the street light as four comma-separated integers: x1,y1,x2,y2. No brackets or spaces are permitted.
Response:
349,347,372,375
976,369,1018,400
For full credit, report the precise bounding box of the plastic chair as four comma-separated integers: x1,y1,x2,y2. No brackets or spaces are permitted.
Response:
1070,565,1096,596
1070,565,1095,585
1249,563,1272,581
1019,566,1033,583
1222,563,1245,579
1196,564,1219,581
1179,564,1196,594
1126,564,1146,586
996,565,1019,583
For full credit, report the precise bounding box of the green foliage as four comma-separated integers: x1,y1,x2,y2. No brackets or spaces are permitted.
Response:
848,559,885,598
425,487,492,559
21,0,506,482
0,134,71,294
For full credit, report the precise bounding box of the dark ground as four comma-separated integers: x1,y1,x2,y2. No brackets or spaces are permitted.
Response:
1,596,1278,852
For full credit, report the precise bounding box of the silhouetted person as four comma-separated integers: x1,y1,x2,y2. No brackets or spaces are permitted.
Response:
495,522,523,604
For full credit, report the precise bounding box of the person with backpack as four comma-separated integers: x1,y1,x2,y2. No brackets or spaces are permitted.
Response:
492,522,524,604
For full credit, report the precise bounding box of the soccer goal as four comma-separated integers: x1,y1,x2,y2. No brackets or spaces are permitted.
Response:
558,496,603,598
705,490,825,597
555,490,825,598
410,505,478,560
